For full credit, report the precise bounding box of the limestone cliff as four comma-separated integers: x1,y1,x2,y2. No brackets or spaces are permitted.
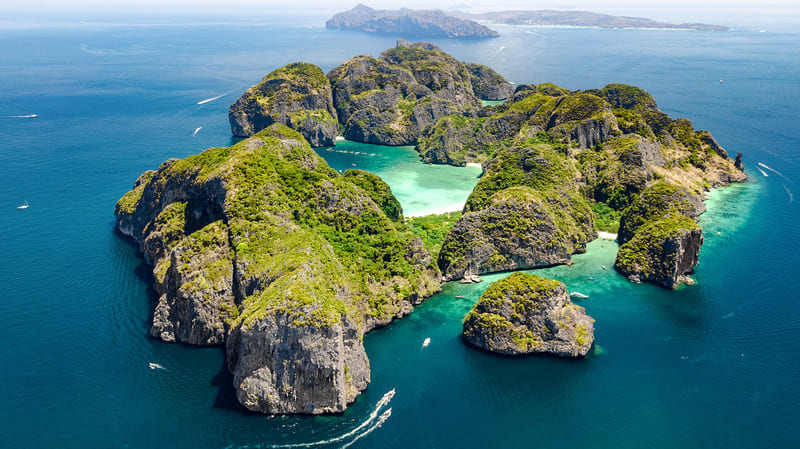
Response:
115,124,440,414
326,4,499,39
327,40,508,146
433,82,745,287
614,216,703,288
229,63,338,146
462,273,594,357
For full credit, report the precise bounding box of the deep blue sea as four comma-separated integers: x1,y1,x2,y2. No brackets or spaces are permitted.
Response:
1,9,799,449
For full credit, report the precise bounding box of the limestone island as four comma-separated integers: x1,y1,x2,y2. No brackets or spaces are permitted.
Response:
326,4,499,39
463,273,594,357
116,39,745,415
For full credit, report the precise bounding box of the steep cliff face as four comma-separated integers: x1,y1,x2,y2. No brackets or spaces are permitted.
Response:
327,40,506,146
325,4,499,39
615,216,703,288
115,124,440,414
229,63,338,146
462,273,594,357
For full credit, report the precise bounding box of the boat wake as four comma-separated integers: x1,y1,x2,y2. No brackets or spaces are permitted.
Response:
193,127,202,137
758,162,791,183
783,184,793,203
250,388,395,449
756,167,768,177
197,94,225,105
1,114,37,118
492,46,505,59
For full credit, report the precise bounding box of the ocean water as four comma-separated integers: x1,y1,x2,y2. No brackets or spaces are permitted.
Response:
1,10,799,449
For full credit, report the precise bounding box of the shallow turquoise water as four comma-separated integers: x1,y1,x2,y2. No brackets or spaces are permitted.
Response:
1,11,798,449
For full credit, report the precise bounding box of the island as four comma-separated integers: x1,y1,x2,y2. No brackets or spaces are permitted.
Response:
325,4,498,38
462,272,594,358
452,10,730,31
116,40,745,415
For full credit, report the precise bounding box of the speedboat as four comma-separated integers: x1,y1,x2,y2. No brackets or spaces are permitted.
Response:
17,201,29,210
570,292,589,299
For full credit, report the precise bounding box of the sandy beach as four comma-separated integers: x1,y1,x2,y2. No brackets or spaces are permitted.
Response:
597,231,618,241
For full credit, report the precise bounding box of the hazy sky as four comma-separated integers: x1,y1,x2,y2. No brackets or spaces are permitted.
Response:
3,0,799,27
6,0,800,13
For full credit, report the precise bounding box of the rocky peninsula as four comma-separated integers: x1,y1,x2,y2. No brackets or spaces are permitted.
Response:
453,10,729,31
462,272,594,357
326,4,498,39
117,40,746,415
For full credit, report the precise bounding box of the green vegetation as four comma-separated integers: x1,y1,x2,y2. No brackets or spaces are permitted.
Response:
591,202,621,233
402,211,462,261
618,181,699,243
117,123,439,332
615,215,700,280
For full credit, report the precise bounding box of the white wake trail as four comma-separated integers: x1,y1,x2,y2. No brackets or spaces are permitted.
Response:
758,162,791,182
1,114,37,118
783,184,793,203
262,388,395,449
197,94,225,105
193,127,202,137
757,167,768,177
339,409,392,449
492,46,505,59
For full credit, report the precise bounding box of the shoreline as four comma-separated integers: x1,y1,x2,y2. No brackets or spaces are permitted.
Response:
597,231,618,240
406,203,465,218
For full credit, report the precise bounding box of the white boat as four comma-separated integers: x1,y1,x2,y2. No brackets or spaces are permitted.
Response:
570,292,589,299
422,337,431,348
149,362,165,370
17,201,29,210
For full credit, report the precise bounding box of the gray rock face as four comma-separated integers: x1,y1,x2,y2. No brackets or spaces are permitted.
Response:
226,312,369,415
438,186,595,281
615,217,704,289
326,4,499,39
617,182,705,245
229,62,338,147
462,273,594,358
466,63,514,100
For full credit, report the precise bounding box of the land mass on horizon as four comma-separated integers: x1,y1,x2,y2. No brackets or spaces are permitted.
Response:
326,4,729,38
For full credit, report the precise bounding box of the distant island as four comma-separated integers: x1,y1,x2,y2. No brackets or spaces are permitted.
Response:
453,10,730,31
325,4,498,38
325,5,728,38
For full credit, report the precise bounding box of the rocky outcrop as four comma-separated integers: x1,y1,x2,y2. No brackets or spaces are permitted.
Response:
327,40,494,146
462,273,594,357
466,63,514,100
615,216,703,288
617,182,705,245
439,186,595,281
326,4,499,39
115,124,440,414
229,63,338,146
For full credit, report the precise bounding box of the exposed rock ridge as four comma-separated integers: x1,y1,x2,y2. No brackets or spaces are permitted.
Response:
462,272,594,357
